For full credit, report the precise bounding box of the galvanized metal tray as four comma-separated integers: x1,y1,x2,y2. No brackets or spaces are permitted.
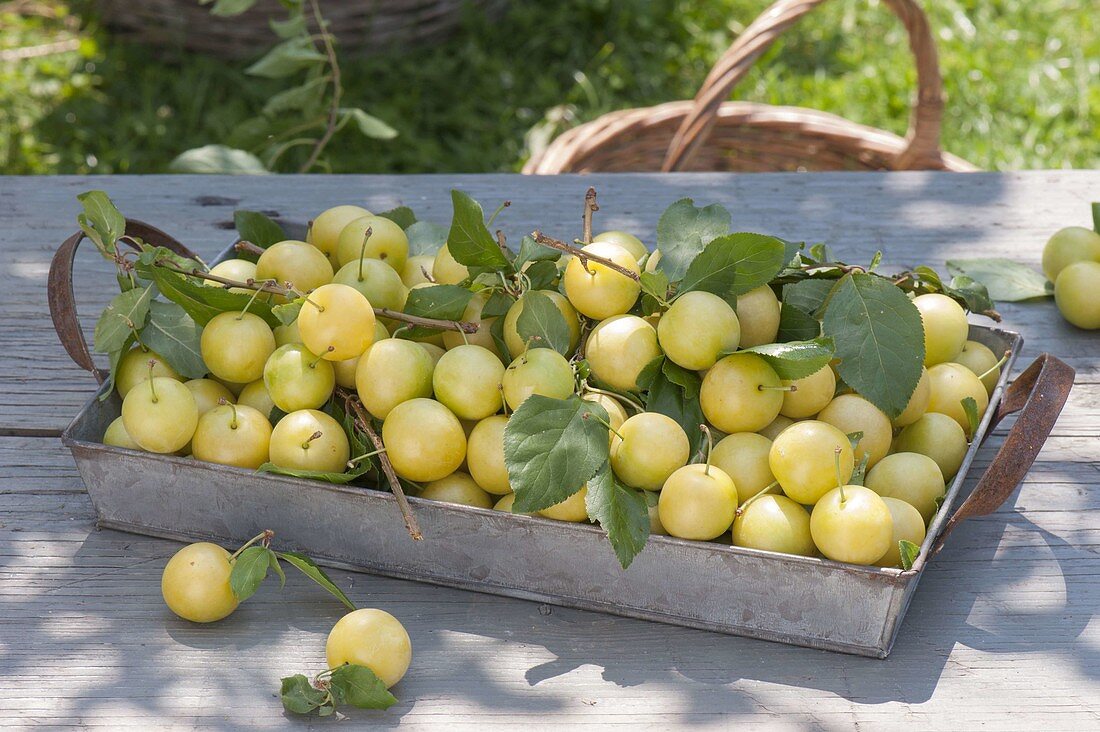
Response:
50,221,1075,658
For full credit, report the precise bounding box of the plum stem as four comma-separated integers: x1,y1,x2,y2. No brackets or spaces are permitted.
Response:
146,360,158,403
833,446,847,503
699,424,714,476
978,351,1010,381
758,384,797,392
356,227,374,281
487,200,510,227
346,446,387,467
735,481,781,517
301,430,323,450
582,411,624,442
582,187,599,245
582,385,645,414
230,529,275,560
236,286,265,320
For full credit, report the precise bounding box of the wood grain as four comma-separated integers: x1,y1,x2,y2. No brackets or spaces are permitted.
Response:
1,172,1098,728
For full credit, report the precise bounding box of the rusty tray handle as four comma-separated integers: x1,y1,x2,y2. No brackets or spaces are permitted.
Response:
931,353,1075,555
48,219,199,384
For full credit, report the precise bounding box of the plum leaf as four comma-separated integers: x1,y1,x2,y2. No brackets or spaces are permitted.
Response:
515,291,572,356
585,463,650,569
654,198,731,281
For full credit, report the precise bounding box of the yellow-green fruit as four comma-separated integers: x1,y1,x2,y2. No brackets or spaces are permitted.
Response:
333,355,360,389
268,408,350,473
1054,260,1100,330
326,608,412,689
355,338,434,420
769,420,854,505
874,497,927,568
401,254,436,288
501,348,574,411
432,344,505,421
658,291,740,370
954,340,1001,395
381,399,466,482
658,464,738,541
1041,226,1100,282
700,353,783,433
502,290,581,358
443,289,505,357
333,257,408,312
865,451,946,523
735,285,781,348
161,543,238,623
710,432,775,501
273,319,302,347
758,415,794,441
255,240,334,300
184,379,235,416
817,394,893,469
201,311,276,384
585,314,661,393
191,404,272,470
432,244,468,285
115,347,182,397
308,205,371,263
926,362,989,433
593,230,648,261
563,241,641,319
780,366,836,419
648,500,667,535
335,215,408,272
121,377,199,454
493,493,518,513
732,494,815,556
263,344,336,412
810,485,894,565
418,472,493,509
539,486,590,523
103,416,141,449
893,367,931,427
894,412,968,481
296,283,377,362
237,379,276,420
466,415,512,495
610,412,690,491
418,342,446,366
913,293,968,366
207,259,257,294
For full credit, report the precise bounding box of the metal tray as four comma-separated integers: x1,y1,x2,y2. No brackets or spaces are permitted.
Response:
51,224,1074,658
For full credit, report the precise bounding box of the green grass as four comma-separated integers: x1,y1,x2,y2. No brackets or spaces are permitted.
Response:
1,0,1096,174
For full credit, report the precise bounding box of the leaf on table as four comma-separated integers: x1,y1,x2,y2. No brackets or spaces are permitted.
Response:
899,540,920,571
515,290,571,355
279,674,329,715
447,190,513,271
742,338,835,381
399,284,473,339
94,285,155,353
585,463,650,569
234,210,286,249
961,396,980,438
378,206,417,230
678,232,786,302
329,664,397,710
777,302,822,342
822,273,924,419
505,395,610,513
654,198,731,281
76,190,127,257
945,258,1052,302
140,301,207,378
169,145,269,175
277,551,357,610
405,220,448,256
229,546,271,601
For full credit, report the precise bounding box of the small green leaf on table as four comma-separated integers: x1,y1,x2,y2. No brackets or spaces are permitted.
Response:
234,210,287,249
330,664,398,709
277,551,357,610
279,674,329,715
140,301,207,378
742,338,835,381
230,546,272,601
585,464,650,569
945,258,1052,301
94,285,154,353
899,540,921,571
516,290,572,356
654,198,731,281
447,190,513,271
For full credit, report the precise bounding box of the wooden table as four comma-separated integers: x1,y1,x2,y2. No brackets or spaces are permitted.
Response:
2,172,1098,729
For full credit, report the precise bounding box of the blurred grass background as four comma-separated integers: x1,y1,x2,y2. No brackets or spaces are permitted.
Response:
1,0,1096,174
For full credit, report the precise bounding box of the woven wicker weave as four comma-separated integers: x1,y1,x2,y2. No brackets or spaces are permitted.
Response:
524,0,976,174
96,0,504,58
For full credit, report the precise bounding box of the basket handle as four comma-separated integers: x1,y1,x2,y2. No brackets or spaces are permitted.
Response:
48,220,198,385
929,354,1075,557
662,0,946,172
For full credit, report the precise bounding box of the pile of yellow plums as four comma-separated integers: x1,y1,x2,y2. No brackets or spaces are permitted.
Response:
1043,226,1100,330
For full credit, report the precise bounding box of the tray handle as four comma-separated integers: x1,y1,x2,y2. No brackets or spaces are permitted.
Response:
48,220,199,384
930,353,1075,555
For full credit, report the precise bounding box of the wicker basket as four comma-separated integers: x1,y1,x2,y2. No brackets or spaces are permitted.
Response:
524,0,976,174
96,0,504,58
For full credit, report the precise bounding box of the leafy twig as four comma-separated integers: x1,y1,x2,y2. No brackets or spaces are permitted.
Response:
582,186,598,245
531,231,640,281
300,0,343,173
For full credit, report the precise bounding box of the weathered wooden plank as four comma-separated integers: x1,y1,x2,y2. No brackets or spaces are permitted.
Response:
3,171,1100,432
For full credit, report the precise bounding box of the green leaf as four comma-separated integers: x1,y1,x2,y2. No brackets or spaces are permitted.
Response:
169,145,269,174
279,674,328,715
208,0,259,16
406,221,448,256
654,198,731,281
480,290,516,319
505,395,610,513
447,190,512,271
945,258,1051,301
645,367,706,455
1093,202,1099,233
339,108,398,140
329,664,397,710
272,300,303,325
77,190,127,256
235,210,286,249
783,278,838,316
268,548,286,588
850,453,870,486
679,233,786,300
140,301,207,378
256,462,365,485
822,273,924,419
742,338,835,380
229,546,270,601
947,275,997,317
270,13,307,39
515,234,561,266
246,37,325,78
846,431,865,453
961,396,980,438
379,206,417,230
329,397,369,460
94,285,154,353
136,254,280,328
523,260,559,291
777,303,821,342
661,359,700,400
585,464,650,569
933,493,946,513
899,540,921,571
102,332,135,400
515,291,571,355
400,284,473,339
490,316,511,361
277,551,357,610
639,270,670,305
262,76,328,117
